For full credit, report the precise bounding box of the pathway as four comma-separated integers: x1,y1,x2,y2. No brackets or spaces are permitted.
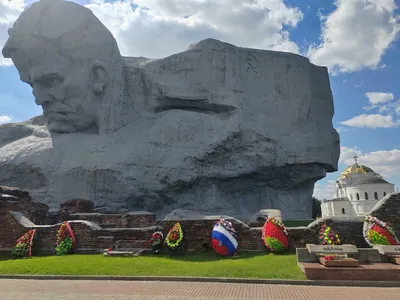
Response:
0,279,400,300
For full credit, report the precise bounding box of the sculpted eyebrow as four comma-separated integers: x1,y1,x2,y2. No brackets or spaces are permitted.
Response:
32,73,62,82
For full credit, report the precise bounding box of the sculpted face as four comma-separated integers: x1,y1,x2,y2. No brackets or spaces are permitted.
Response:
15,51,108,134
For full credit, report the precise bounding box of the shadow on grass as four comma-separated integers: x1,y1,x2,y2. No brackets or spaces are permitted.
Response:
0,251,53,262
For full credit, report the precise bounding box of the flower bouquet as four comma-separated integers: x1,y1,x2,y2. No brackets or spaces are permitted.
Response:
150,231,164,254
318,253,359,267
103,248,113,256
165,222,184,252
262,217,289,253
211,219,238,256
363,215,399,246
11,229,37,258
55,222,76,255
319,224,342,245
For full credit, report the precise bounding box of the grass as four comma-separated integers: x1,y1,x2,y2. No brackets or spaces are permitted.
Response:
0,252,305,280
283,220,314,227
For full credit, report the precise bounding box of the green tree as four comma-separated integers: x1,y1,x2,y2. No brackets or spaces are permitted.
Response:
312,197,322,219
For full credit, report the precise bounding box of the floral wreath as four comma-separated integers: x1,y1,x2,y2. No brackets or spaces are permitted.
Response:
363,215,399,246
215,219,238,240
12,229,37,258
56,222,76,255
319,223,341,245
150,231,164,248
211,218,238,256
262,217,289,253
165,223,184,251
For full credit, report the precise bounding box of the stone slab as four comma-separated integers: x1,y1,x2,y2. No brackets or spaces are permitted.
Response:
297,248,384,264
389,255,400,265
306,244,358,254
373,245,400,255
318,257,360,267
354,248,385,263
296,248,317,262
299,262,400,281
104,251,135,257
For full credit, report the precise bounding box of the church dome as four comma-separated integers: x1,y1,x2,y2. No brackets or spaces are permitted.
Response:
337,156,377,180
339,164,375,178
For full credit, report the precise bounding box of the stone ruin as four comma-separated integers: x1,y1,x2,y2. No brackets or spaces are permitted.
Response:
1,185,399,254
0,0,339,221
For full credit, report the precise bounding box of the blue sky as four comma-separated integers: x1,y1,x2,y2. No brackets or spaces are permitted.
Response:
1,0,399,199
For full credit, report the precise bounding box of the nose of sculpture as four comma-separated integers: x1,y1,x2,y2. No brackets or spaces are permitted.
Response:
32,86,55,107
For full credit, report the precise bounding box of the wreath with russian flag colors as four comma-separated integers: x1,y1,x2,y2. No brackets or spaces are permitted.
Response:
319,224,342,245
262,217,289,252
165,222,184,251
56,222,76,255
12,229,37,258
211,219,238,256
363,215,399,246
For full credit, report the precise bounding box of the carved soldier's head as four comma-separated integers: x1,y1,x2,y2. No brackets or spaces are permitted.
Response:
2,0,125,134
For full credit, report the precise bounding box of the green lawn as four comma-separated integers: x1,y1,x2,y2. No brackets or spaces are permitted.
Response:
0,252,305,280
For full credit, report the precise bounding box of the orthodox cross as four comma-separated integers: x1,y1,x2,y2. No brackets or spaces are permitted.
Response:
353,155,358,164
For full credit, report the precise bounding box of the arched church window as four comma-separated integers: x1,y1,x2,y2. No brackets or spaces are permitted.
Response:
356,193,360,200
341,208,345,214
365,192,368,200
350,194,353,200
374,192,378,200
384,192,387,197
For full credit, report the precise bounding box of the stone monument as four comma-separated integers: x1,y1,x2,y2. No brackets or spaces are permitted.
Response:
0,0,340,220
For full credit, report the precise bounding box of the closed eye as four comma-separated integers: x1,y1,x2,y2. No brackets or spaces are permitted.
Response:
32,74,63,89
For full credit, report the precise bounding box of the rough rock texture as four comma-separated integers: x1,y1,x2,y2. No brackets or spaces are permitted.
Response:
247,209,282,227
60,199,94,214
67,212,156,228
163,209,231,221
0,0,339,220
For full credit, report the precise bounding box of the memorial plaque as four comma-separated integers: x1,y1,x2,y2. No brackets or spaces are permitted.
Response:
372,245,400,255
306,244,358,254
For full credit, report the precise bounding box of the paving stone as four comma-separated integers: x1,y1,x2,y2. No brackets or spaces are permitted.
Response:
0,279,400,300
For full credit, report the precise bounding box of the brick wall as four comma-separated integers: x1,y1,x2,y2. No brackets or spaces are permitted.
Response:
0,185,50,225
0,211,392,253
67,212,156,228
1,186,399,254
0,211,27,249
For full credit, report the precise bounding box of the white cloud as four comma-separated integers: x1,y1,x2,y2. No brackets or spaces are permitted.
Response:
378,98,400,115
365,92,394,105
0,0,24,66
362,92,397,112
308,0,400,73
85,0,304,58
0,0,303,65
339,146,363,164
0,114,13,124
340,113,400,128
313,180,336,200
340,146,400,178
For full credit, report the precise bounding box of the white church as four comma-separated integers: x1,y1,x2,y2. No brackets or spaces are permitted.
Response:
320,156,395,217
